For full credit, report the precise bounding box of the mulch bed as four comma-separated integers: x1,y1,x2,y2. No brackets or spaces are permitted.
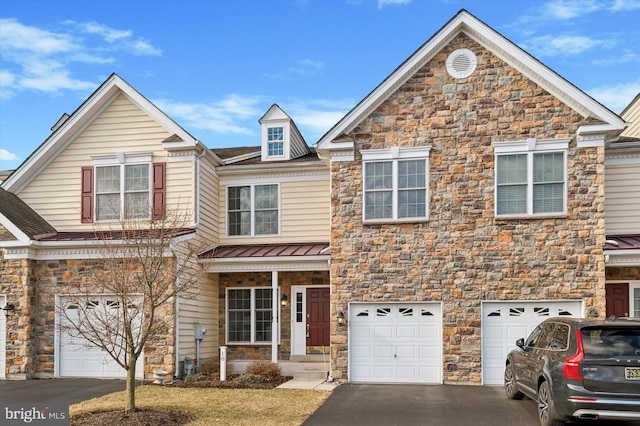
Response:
71,408,196,426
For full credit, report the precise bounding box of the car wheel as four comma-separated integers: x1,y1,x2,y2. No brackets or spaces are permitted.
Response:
538,381,565,426
504,363,524,400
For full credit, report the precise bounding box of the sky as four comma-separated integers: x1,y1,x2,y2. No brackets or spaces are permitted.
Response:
1,0,639,171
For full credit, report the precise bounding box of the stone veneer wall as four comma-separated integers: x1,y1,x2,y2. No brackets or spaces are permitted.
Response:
329,35,606,383
1,256,176,379
219,270,330,361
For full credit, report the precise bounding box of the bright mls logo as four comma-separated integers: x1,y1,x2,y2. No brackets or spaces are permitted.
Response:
3,404,68,425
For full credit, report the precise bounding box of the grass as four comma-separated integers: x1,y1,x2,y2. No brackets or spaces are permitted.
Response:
70,385,331,425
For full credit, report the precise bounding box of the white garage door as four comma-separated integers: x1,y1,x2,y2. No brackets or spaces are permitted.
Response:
482,301,582,385
0,295,6,379
350,302,441,383
58,296,143,378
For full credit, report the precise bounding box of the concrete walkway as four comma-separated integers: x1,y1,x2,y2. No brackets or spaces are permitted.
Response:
277,377,338,391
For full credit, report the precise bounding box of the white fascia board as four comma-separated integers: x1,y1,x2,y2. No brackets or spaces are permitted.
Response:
605,250,640,266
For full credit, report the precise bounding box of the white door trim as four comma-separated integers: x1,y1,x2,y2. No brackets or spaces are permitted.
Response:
290,285,329,356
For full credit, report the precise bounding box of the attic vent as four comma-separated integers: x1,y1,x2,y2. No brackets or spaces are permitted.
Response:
446,49,477,79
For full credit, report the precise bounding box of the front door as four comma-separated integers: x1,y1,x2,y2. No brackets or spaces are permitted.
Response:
606,283,629,317
306,288,330,347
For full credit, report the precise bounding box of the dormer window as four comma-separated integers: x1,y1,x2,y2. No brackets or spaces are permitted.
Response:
267,127,284,157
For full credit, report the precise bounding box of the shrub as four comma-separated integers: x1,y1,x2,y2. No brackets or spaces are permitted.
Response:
183,374,207,382
244,360,282,383
233,373,265,384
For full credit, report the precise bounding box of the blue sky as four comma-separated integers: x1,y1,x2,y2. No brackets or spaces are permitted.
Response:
1,0,639,171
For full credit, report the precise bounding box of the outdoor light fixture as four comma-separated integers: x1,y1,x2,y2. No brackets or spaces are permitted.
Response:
281,294,288,307
2,303,15,318
337,311,345,324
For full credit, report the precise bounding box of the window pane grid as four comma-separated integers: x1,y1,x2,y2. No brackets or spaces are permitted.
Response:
496,151,565,216
364,159,427,220
96,164,150,221
227,288,273,343
228,184,279,236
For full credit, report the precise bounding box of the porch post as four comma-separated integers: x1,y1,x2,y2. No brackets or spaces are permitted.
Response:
271,269,278,363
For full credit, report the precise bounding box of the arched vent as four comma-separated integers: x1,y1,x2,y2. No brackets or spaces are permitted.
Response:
446,48,477,79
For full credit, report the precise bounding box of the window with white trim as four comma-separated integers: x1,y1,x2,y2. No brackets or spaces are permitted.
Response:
227,184,279,236
93,153,152,221
362,146,431,221
493,138,569,217
226,288,273,343
267,127,284,157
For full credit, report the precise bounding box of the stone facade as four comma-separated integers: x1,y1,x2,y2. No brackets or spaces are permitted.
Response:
329,35,606,383
218,270,330,361
1,255,176,378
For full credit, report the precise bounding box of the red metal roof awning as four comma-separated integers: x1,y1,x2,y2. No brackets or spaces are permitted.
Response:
605,235,640,251
200,242,330,259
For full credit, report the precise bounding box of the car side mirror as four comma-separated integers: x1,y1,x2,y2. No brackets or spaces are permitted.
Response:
516,338,525,348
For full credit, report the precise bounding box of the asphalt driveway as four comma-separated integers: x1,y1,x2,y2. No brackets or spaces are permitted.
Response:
302,384,637,426
0,378,126,405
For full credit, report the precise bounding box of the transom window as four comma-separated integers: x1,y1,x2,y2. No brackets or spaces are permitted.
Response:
227,288,273,343
267,127,284,156
493,138,569,217
227,184,279,236
95,162,151,221
362,147,431,222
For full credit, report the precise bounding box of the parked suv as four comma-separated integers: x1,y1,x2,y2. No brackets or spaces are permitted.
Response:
504,317,640,426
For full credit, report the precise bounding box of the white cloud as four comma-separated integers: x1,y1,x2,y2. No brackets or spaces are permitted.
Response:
0,149,20,162
154,94,265,136
611,0,640,11
377,0,412,8
543,0,602,19
0,18,160,97
285,98,354,140
267,59,326,80
522,34,608,56
588,79,640,113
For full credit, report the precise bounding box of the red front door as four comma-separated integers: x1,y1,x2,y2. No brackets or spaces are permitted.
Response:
606,283,629,317
306,288,330,346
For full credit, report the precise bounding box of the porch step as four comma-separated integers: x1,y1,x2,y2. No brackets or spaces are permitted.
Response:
293,364,328,380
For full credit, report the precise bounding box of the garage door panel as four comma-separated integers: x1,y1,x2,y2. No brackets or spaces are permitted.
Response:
58,296,143,379
350,303,441,383
396,325,417,339
482,301,581,385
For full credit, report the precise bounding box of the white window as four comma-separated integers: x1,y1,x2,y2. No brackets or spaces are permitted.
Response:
362,147,431,222
267,127,284,157
227,184,279,236
93,153,152,221
493,138,569,217
227,288,273,343
632,284,640,318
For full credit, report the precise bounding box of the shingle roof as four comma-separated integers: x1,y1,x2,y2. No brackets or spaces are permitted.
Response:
0,188,56,238
200,242,330,259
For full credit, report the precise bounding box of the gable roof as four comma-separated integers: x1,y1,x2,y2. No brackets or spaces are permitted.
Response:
0,187,56,240
2,73,202,194
620,92,640,139
316,9,626,149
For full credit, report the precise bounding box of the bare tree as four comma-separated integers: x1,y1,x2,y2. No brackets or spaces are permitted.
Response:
58,205,205,412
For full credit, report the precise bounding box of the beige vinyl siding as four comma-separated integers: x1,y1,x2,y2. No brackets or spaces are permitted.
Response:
196,160,220,242
177,272,219,366
218,175,330,245
605,163,640,235
166,160,196,220
18,94,195,231
621,97,640,138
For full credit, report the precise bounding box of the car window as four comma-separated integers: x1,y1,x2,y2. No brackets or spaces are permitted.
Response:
525,322,556,348
548,323,569,350
581,328,640,357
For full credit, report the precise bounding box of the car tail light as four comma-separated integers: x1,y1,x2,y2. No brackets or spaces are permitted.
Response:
564,330,585,380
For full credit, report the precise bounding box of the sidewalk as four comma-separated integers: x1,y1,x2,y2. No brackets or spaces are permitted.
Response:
277,377,338,391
